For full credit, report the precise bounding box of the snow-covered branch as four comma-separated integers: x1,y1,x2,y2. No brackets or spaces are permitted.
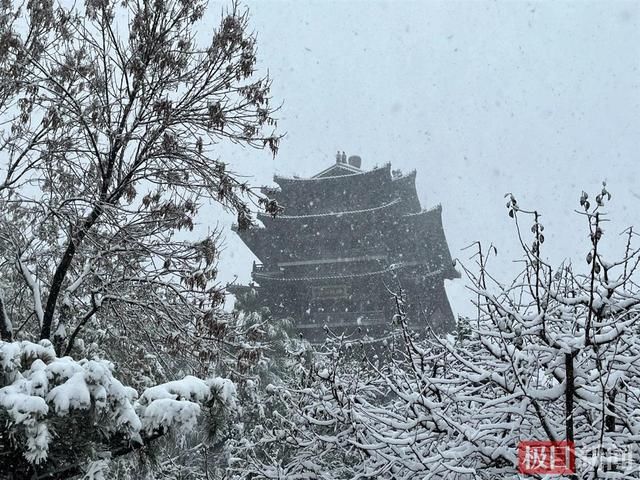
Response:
0,340,236,478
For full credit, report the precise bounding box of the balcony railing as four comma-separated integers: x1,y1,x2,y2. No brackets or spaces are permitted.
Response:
297,310,387,330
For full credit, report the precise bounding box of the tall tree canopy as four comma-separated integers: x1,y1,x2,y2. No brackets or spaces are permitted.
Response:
0,0,281,476
0,0,279,377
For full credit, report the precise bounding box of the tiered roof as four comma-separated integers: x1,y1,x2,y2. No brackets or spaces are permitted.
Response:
265,164,421,216
236,159,458,283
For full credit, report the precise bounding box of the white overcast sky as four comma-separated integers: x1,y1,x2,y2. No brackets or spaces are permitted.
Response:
207,0,640,317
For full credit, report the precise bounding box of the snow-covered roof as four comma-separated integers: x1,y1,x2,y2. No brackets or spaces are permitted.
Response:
311,162,361,178
273,163,391,183
257,198,401,220
253,263,442,282
403,204,443,217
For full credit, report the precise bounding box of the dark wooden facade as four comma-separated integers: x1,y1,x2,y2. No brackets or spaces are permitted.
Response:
233,156,459,340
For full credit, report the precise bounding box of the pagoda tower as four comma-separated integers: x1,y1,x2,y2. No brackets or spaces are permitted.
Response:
232,153,459,340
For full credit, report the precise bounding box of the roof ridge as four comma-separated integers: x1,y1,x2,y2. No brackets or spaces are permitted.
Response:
274,162,391,182
257,197,401,220
311,162,361,178
254,263,443,282
403,204,442,217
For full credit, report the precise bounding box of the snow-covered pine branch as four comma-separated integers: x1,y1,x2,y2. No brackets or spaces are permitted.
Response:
0,339,236,479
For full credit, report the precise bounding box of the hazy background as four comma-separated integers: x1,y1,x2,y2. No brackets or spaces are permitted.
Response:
203,0,640,317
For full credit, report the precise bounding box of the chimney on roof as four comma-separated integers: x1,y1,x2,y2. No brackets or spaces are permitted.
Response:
347,155,362,169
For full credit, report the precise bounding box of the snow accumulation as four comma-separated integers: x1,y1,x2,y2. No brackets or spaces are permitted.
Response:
0,340,235,465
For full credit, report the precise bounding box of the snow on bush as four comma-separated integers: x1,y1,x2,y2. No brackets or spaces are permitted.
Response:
0,340,235,467
228,191,640,479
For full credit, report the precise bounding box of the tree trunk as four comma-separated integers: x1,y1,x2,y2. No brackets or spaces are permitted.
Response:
565,352,577,480
0,293,12,341
40,206,102,340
